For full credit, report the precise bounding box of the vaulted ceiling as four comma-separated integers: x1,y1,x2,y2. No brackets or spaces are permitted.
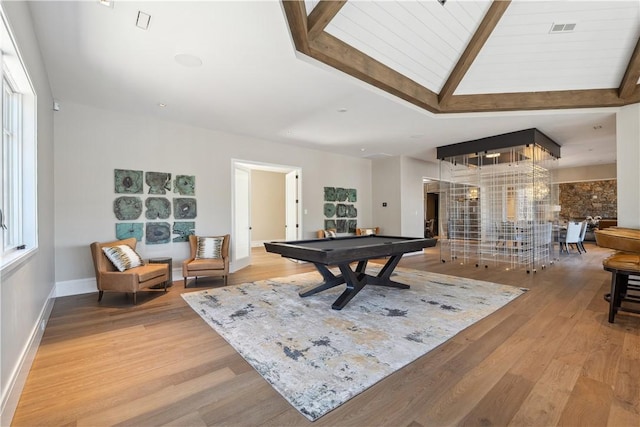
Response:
284,0,640,113
26,1,640,170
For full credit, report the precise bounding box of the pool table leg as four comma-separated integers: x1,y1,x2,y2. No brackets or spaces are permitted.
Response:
367,254,409,289
331,256,408,310
300,255,410,310
332,263,368,310
298,263,346,297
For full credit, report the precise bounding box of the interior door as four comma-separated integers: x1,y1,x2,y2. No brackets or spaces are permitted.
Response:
285,171,299,241
233,164,251,270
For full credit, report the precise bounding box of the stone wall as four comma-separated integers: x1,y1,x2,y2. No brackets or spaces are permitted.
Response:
559,179,617,220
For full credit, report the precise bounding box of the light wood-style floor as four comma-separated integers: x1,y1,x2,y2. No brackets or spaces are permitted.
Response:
12,242,640,426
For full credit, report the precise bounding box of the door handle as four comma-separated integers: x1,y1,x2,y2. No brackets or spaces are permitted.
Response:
0,209,7,230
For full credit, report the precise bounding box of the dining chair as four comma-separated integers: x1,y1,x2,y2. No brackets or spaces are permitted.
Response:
577,220,588,253
559,221,583,254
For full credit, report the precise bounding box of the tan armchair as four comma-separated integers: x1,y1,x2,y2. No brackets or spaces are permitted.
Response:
182,234,230,287
356,227,380,236
90,238,169,304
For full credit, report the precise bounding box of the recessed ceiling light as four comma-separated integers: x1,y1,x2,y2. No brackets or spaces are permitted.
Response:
485,153,501,158
360,148,366,152
158,103,166,108
174,54,203,68
337,108,348,113
136,11,151,30
98,0,113,8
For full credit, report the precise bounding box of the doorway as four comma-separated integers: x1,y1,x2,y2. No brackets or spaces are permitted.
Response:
423,179,441,238
232,160,302,272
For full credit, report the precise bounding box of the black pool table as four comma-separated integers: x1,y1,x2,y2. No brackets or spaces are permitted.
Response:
264,235,437,310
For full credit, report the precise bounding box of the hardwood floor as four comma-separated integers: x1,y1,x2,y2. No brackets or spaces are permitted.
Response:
12,242,640,426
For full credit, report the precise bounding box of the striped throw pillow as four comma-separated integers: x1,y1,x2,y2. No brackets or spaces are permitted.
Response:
323,229,336,238
195,236,223,259
102,244,143,272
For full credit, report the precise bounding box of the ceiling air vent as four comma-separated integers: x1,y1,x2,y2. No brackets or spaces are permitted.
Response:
550,23,576,34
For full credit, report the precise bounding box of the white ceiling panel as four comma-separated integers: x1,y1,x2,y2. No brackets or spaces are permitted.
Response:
304,0,319,15
457,0,640,94
325,0,491,92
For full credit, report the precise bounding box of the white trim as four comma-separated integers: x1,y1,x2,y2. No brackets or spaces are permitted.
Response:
55,268,183,297
0,246,36,275
553,178,617,184
55,277,96,297
231,158,303,273
0,286,55,426
251,239,278,248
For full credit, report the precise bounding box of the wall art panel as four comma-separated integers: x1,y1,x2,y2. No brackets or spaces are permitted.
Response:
115,223,144,241
174,175,195,196
146,222,171,245
174,198,197,219
145,197,171,219
113,169,198,244
173,221,195,242
114,196,143,220
146,171,172,194
323,186,357,233
114,169,143,194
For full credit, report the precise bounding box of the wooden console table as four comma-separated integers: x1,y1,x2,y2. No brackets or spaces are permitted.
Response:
149,257,173,288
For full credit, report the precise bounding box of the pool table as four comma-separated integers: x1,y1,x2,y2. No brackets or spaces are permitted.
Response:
264,235,437,310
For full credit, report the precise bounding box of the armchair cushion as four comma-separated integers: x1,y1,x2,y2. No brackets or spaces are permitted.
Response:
186,258,226,271
195,236,224,259
102,244,143,272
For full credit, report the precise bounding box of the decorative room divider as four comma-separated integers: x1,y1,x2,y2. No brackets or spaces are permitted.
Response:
437,129,560,273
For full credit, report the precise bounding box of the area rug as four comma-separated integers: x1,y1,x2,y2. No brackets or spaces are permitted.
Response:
181,266,527,421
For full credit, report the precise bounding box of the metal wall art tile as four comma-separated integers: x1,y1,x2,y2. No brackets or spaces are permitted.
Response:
114,169,143,194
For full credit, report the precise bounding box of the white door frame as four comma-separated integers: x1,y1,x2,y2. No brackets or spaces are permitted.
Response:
231,159,302,272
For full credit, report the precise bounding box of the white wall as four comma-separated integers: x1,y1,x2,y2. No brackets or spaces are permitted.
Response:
552,163,616,183
616,104,640,229
372,156,440,237
1,2,55,424
251,170,285,243
372,157,402,235
53,102,373,288
401,156,440,238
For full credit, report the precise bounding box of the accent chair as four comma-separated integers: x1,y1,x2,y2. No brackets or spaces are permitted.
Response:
90,237,169,304
182,234,230,287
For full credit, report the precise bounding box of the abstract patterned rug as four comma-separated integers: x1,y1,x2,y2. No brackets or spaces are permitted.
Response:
182,266,527,421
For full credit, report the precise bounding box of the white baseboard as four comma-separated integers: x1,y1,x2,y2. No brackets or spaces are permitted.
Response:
55,277,96,297
55,268,183,297
1,286,55,426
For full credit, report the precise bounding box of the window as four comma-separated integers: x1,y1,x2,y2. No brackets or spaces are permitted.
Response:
3,75,22,251
0,8,37,272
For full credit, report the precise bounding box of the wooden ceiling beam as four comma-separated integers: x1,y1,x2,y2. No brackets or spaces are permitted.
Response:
308,0,347,41
281,0,310,54
443,88,640,113
281,0,640,114
439,0,511,107
309,32,441,113
619,37,640,99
